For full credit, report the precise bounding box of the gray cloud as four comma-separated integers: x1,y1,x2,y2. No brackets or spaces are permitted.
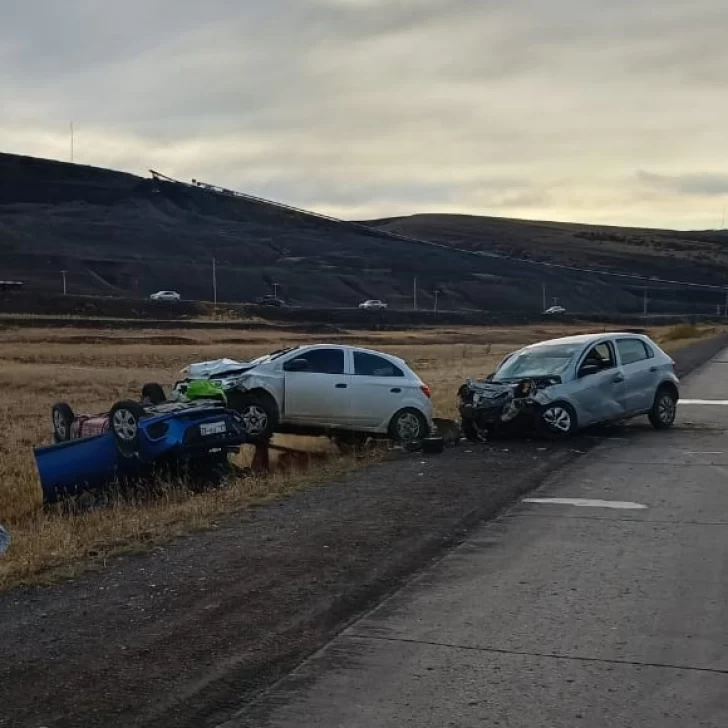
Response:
1,0,728,228
637,171,728,197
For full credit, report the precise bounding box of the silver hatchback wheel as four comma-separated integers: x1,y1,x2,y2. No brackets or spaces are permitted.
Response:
240,404,269,437
657,393,676,425
542,405,574,434
391,409,426,442
650,388,677,430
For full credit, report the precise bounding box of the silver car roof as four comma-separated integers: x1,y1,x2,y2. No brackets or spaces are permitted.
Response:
521,332,652,350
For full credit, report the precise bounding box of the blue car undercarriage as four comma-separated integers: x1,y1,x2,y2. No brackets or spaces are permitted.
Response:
35,397,249,502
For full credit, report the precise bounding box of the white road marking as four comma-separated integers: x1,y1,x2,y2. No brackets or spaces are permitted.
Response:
524,498,648,510
684,451,724,455
680,399,728,406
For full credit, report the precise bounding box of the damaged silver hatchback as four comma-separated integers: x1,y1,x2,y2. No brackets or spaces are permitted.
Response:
458,333,679,439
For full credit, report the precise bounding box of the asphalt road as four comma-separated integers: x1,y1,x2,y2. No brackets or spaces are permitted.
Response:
230,349,728,727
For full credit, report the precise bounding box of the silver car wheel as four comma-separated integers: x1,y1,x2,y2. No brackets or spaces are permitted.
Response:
658,393,676,425
112,409,138,441
241,405,269,436
395,412,423,441
53,409,67,438
542,406,572,433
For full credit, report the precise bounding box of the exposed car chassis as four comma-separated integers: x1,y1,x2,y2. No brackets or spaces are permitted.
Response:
35,396,248,502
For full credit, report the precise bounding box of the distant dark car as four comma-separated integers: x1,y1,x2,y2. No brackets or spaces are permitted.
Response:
256,296,286,307
35,395,248,502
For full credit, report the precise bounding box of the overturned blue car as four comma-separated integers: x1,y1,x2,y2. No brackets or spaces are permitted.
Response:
35,386,248,502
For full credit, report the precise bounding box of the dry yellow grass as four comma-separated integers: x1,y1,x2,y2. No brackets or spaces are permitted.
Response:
0,322,719,588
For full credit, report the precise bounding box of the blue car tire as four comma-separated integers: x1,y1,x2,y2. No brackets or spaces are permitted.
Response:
52,402,75,443
109,400,145,458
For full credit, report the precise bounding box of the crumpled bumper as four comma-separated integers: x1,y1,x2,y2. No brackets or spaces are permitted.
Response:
457,378,553,432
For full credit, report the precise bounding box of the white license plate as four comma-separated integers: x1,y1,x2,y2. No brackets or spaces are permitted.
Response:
200,421,226,436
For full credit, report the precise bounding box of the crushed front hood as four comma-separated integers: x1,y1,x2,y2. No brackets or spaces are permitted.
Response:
459,376,561,424
184,358,256,379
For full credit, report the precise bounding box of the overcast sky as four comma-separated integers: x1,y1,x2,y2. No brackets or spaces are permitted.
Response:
2,0,727,229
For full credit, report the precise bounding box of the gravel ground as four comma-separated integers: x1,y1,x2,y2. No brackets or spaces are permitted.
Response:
1,334,725,728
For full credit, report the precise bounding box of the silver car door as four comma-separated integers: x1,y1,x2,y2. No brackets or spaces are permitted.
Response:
567,341,627,426
282,348,352,426
616,337,658,413
346,351,408,428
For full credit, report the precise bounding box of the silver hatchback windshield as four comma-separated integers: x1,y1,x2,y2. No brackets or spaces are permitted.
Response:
496,343,582,380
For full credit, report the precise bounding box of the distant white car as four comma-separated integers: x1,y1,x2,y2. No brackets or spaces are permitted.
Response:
150,290,181,302
174,344,433,443
359,299,388,310
543,305,566,315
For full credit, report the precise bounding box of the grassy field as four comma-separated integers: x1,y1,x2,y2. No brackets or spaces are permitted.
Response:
0,322,717,588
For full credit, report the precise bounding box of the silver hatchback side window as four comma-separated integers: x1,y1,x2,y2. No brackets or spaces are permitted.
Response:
617,338,651,365
580,341,616,372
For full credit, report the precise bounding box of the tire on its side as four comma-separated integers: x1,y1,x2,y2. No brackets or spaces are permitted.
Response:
109,400,145,458
141,382,166,405
227,390,279,443
52,402,75,443
649,384,678,430
389,408,429,443
539,401,578,439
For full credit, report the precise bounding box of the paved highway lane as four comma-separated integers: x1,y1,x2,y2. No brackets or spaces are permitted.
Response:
229,349,728,727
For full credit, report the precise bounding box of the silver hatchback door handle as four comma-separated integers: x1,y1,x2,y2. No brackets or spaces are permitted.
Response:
613,373,625,383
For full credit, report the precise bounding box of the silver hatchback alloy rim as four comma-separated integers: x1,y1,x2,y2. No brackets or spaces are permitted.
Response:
241,405,269,436
658,394,676,424
396,412,422,441
543,406,572,433
112,409,138,441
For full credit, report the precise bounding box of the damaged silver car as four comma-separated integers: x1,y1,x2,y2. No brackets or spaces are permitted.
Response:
458,333,679,439
172,344,434,444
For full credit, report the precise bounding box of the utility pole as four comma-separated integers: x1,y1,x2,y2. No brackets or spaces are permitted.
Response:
212,257,217,305
724,286,728,317
433,289,439,312
413,276,418,311
61,270,67,295
643,287,648,316
542,282,546,312
272,282,279,298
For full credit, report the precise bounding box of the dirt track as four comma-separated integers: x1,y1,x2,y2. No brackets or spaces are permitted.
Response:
1,335,725,728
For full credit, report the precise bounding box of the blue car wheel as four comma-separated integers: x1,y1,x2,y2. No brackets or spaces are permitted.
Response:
109,400,145,458
52,402,75,443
